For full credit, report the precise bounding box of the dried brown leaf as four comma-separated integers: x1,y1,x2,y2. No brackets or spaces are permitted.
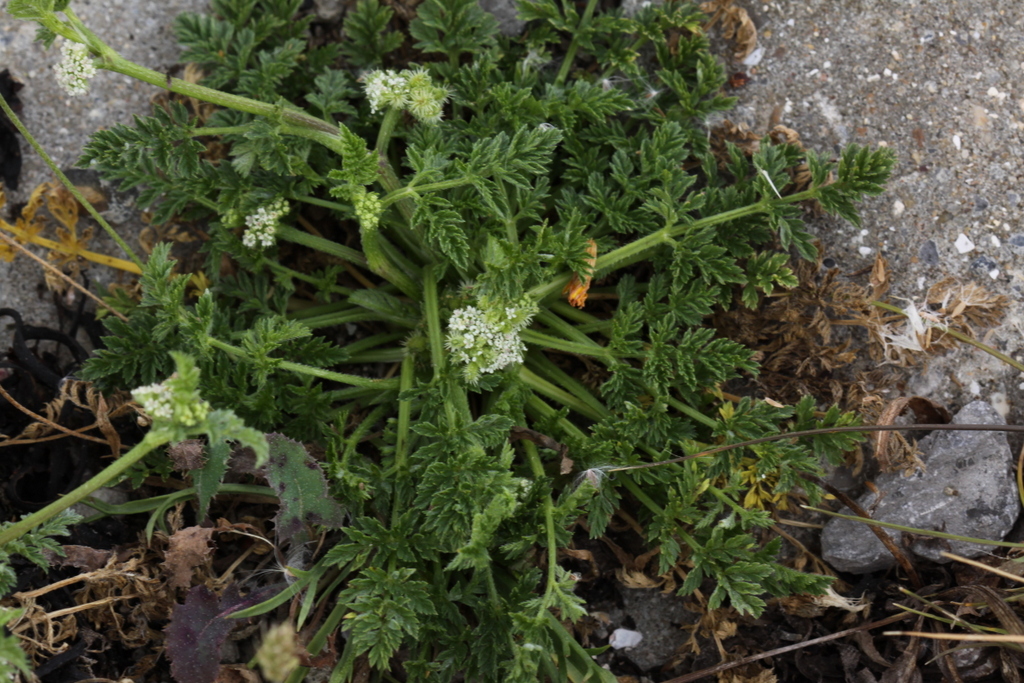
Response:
701,0,758,60
164,526,216,590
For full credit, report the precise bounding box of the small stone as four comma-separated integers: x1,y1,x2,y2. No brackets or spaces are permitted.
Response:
918,239,940,265
609,628,644,650
973,196,990,212
952,134,962,150
821,401,1019,573
858,246,873,257
1008,192,1020,206
991,235,1002,247
954,233,975,253
970,255,997,273
892,199,906,217
1007,234,1024,248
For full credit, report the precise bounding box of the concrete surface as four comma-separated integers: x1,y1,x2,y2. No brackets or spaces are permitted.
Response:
0,0,206,332
721,0,1024,425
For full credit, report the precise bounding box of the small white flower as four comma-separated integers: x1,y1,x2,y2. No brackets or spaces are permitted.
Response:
363,69,409,114
242,198,288,249
132,382,175,420
54,42,97,97
445,299,536,381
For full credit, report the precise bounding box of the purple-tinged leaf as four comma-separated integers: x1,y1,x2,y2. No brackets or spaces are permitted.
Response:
165,584,247,683
260,433,346,537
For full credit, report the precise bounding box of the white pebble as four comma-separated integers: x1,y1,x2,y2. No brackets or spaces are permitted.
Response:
892,199,905,217
952,134,962,150
822,60,832,69
609,629,644,650
743,46,766,66
991,392,1010,419
991,235,1002,247
883,68,892,77
954,233,975,253
989,268,1000,280
858,246,874,257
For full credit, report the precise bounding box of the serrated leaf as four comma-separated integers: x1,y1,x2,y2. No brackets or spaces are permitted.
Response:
260,434,346,537
165,584,248,683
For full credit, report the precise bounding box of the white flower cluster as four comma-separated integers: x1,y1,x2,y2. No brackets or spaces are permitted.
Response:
133,377,210,427
446,298,536,381
242,198,288,249
363,68,450,124
54,42,97,97
133,382,174,420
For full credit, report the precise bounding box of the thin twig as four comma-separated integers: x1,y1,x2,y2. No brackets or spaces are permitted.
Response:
0,230,128,322
608,423,1024,472
664,613,912,682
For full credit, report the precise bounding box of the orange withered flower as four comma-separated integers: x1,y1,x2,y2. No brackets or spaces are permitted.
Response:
563,239,598,308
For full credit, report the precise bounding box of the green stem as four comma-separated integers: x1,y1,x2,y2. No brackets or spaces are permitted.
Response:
379,178,475,209
293,195,353,214
554,0,601,86
190,125,250,137
0,81,143,270
276,225,367,267
525,393,588,442
548,300,605,326
520,329,617,359
0,431,166,546
535,309,606,353
206,337,399,389
665,395,718,429
293,310,391,330
518,367,605,422
522,441,559,612
619,475,663,517
423,265,445,375
524,354,608,419
395,354,414,470
528,199,772,301
376,107,403,155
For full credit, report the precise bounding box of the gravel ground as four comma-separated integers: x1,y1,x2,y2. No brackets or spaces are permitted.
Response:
721,0,1024,424
0,0,207,329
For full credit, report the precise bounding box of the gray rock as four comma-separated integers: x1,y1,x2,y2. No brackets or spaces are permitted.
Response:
615,588,697,671
478,0,525,36
918,239,939,266
821,401,1019,574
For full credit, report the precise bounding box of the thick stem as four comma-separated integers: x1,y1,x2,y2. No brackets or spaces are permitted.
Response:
395,354,415,470
0,431,167,546
423,265,445,375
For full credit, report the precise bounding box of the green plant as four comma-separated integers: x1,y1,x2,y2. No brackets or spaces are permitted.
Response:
2,0,895,679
